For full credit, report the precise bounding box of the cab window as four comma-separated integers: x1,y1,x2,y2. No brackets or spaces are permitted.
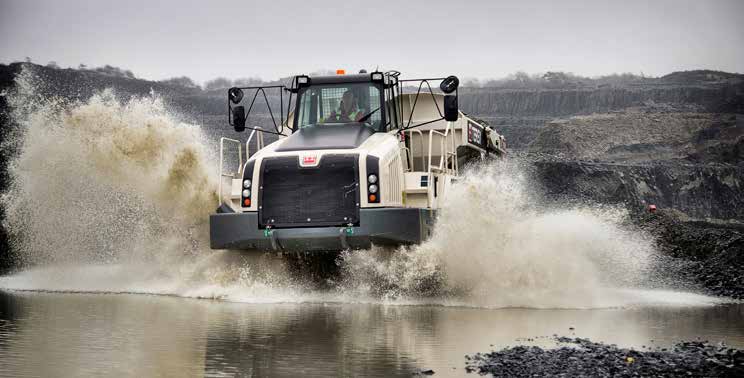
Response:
296,83,383,130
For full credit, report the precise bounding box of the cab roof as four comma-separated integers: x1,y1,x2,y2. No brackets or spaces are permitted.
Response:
304,73,375,85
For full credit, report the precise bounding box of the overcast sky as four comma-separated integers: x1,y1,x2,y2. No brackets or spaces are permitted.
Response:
1,0,743,84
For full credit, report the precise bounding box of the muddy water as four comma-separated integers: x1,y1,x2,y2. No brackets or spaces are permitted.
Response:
0,291,742,377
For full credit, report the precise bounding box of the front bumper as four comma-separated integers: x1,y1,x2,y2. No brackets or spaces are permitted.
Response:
209,207,436,252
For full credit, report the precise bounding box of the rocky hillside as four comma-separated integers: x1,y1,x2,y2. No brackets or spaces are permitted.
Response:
461,70,744,223
517,106,743,222
464,71,744,151
529,157,743,220
460,73,744,118
0,62,213,118
528,111,743,164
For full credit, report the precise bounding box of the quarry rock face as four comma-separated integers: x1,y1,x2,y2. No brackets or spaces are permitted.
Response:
637,209,744,298
527,111,743,163
531,160,743,220
520,108,744,222
460,82,744,117
486,80,744,223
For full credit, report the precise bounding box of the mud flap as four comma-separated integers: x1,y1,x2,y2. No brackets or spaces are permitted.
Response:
339,228,350,250
269,230,282,251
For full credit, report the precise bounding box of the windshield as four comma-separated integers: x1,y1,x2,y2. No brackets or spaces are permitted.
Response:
296,83,383,130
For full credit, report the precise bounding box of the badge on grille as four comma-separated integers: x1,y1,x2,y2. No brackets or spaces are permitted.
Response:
300,154,319,167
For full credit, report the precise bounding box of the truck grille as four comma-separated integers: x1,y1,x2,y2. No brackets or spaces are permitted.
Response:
259,155,359,228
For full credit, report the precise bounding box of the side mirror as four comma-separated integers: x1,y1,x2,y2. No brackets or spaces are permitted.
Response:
440,75,459,94
232,106,246,132
443,95,458,122
228,87,244,104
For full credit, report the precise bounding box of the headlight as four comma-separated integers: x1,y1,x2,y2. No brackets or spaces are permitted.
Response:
368,174,377,184
242,189,251,198
243,179,251,189
368,184,378,194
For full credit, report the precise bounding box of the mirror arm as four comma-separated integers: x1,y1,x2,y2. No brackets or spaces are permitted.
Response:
399,116,446,132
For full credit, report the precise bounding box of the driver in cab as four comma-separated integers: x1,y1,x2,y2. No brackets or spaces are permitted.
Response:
323,90,366,123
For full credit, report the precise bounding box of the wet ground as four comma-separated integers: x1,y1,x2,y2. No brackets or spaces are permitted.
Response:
0,291,742,377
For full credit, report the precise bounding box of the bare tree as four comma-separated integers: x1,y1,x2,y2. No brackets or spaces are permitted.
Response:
204,77,233,90
233,77,264,87
93,65,136,79
160,76,199,88
513,71,531,87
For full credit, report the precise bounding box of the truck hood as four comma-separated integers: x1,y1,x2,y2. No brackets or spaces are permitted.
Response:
275,123,376,152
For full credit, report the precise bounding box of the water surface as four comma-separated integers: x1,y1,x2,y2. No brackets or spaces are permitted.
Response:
1,291,742,377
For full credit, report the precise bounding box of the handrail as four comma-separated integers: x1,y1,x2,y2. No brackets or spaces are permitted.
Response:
443,120,458,175
423,120,459,206
245,126,265,158
406,129,425,171
218,137,242,205
427,129,448,174
448,124,458,175
426,121,457,174
399,146,411,172
403,120,460,206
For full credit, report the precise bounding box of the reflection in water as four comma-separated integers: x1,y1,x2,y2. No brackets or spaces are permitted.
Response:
0,293,209,377
202,304,426,377
0,291,743,377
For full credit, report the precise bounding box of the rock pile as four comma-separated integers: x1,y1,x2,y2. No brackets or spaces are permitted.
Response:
637,210,744,299
466,337,744,377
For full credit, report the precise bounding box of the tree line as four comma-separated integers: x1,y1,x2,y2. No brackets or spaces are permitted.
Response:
18,58,669,91
461,71,650,89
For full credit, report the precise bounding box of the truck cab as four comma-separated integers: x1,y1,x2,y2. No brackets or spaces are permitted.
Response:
210,71,505,252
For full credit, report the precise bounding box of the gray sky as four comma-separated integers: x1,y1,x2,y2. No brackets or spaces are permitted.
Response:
1,0,743,84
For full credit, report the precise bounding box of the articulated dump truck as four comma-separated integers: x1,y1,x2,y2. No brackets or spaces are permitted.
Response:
210,70,506,253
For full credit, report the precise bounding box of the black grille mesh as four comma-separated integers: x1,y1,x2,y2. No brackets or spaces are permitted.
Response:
259,155,359,228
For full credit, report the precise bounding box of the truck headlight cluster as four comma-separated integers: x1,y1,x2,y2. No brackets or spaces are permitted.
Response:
366,156,380,204
367,174,380,203
241,161,255,208
242,180,252,206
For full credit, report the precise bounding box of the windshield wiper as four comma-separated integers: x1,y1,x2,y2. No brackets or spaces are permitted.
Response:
357,107,381,123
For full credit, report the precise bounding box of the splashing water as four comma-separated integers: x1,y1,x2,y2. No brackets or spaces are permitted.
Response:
338,161,692,308
0,70,725,308
3,70,215,266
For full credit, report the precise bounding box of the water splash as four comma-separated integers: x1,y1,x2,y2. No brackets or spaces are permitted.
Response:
0,69,726,308
337,160,666,308
1,67,310,300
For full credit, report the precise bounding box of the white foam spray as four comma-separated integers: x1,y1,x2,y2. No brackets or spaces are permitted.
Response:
0,69,726,308
1,68,302,300
337,161,709,308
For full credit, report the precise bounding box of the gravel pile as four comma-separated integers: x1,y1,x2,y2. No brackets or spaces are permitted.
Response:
466,337,744,377
636,210,744,299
